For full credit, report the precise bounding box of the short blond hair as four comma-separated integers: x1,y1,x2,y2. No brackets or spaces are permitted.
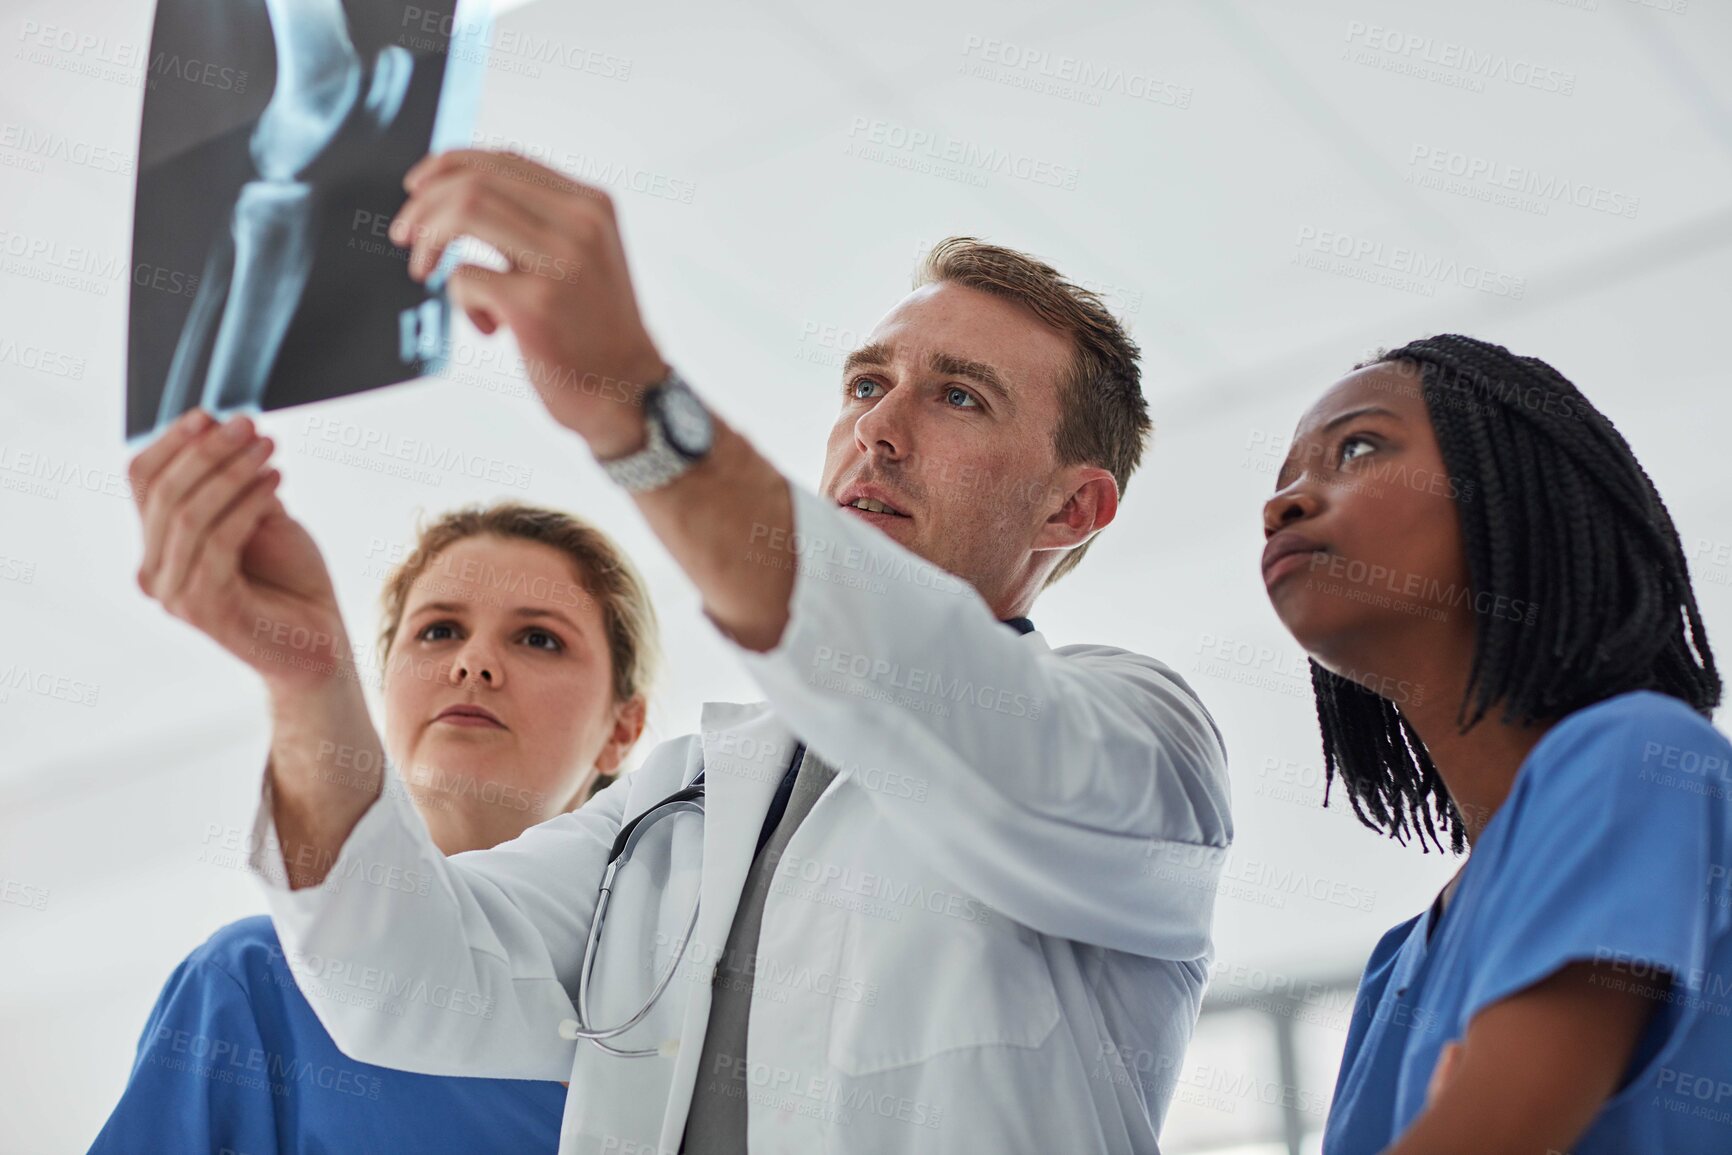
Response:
915,237,1150,587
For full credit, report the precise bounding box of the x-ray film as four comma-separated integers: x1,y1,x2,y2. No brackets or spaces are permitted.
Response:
125,0,490,447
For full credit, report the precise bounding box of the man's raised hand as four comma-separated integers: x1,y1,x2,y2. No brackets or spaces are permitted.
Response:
389,148,666,456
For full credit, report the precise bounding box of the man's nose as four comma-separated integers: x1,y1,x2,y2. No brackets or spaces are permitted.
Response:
854,385,914,461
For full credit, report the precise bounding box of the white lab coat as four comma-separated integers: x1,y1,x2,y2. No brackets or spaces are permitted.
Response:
246,480,1233,1154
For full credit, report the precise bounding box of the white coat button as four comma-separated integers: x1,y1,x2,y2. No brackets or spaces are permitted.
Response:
558,1018,581,1040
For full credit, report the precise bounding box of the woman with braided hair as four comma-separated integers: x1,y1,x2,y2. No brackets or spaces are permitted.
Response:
1260,334,1730,1154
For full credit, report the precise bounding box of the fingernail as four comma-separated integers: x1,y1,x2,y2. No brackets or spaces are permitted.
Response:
180,408,208,432
222,418,249,440
389,217,407,244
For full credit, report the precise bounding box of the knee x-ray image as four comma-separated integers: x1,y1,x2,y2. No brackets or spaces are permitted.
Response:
125,0,489,447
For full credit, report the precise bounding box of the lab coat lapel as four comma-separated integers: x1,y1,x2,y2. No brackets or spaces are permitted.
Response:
657,701,798,1144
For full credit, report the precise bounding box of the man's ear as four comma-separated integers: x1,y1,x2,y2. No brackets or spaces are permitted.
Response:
596,694,648,775
1035,466,1119,552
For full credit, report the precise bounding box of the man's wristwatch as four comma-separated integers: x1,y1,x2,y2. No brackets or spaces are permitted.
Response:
597,367,715,493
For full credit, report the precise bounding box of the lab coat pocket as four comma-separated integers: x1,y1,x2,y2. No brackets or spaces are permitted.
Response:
826,898,1060,1076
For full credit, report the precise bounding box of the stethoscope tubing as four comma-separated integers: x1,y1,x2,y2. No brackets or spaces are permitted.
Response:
567,784,705,1057
562,738,804,1059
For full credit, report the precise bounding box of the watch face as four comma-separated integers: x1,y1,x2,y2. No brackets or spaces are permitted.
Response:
658,382,713,458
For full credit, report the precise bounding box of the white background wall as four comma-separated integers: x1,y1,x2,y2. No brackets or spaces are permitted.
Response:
2,0,1728,1151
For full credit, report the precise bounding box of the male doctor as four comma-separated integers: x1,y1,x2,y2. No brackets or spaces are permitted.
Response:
150,149,1231,1153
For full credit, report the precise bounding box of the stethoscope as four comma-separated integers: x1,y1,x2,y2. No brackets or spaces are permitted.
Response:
556,741,805,1057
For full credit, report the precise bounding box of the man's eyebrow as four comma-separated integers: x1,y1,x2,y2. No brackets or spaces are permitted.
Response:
408,600,582,633
840,341,894,380
929,351,1014,412
838,343,1015,413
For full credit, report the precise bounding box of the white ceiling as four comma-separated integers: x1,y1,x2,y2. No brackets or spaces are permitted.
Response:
3,0,1731,1149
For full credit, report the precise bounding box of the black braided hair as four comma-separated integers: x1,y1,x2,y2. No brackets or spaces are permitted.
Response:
1311,334,1722,853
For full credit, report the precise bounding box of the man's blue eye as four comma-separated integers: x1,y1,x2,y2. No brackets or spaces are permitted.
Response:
945,386,978,408
849,377,883,399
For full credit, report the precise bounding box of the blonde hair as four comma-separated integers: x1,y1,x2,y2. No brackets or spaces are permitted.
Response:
915,236,1151,587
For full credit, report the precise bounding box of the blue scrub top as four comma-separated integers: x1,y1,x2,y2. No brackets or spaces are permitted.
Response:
1323,690,1732,1154
88,915,566,1154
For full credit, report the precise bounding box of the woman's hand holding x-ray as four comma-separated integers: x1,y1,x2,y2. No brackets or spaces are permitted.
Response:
129,409,350,696
388,148,669,459
131,408,387,888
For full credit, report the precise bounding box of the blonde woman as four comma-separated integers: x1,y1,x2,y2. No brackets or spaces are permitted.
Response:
92,433,660,1154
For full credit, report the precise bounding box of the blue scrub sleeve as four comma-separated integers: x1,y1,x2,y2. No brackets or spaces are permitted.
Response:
87,955,280,1155
1459,696,1732,1048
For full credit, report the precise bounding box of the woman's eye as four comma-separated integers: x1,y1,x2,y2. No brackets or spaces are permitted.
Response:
944,385,979,409
848,377,883,400
1339,435,1375,465
523,629,562,652
416,621,561,652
